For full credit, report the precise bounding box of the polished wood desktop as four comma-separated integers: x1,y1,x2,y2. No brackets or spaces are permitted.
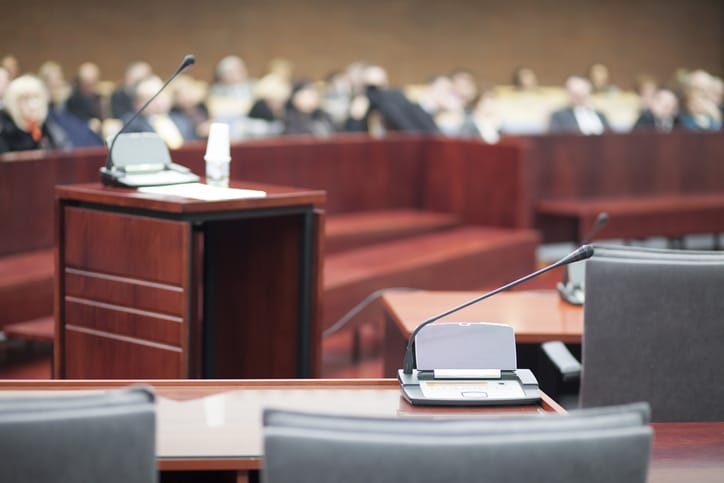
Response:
0,379,561,474
55,182,325,379
0,379,719,483
382,290,583,376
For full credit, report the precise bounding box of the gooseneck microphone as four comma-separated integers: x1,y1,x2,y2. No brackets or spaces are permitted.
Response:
581,212,609,245
402,244,594,374
102,54,196,178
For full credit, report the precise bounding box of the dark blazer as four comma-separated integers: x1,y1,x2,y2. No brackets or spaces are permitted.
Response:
632,109,681,132
0,111,70,153
549,106,610,134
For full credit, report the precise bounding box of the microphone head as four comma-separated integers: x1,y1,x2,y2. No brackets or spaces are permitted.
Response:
597,212,609,225
560,244,594,265
182,54,196,67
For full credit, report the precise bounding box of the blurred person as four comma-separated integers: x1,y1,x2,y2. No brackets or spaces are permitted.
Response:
707,76,723,116
459,90,502,143
450,69,478,109
321,70,353,128
634,74,658,111
632,89,681,132
359,65,438,135
120,75,196,148
65,62,104,129
588,63,618,94
1,55,20,79
249,74,291,122
680,70,721,130
549,76,609,134
266,58,293,84
0,74,71,152
38,61,70,111
207,55,255,122
110,61,152,119
0,66,10,110
511,66,539,91
680,92,721,131
418,74,456,117
283,81,335,136
170,75,210,139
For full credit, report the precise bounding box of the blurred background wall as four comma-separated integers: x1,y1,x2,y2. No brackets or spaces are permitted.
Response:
2,0,722,86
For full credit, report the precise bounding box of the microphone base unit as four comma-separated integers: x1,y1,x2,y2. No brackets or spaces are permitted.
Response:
398,368,541,406
100,165,200,188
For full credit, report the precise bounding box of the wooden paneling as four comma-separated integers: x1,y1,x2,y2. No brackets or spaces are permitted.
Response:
64,206,188,285
64,328,183,379
205,214,306,378
2,1,722,87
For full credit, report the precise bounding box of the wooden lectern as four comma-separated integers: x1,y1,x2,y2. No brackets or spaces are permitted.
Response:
54,182,325,379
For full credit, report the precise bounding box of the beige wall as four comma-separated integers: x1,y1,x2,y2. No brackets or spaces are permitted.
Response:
2,0,722,88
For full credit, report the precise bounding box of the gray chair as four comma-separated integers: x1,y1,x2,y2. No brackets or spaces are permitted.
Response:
0,385,157,483
262,404,652,483
580,246,724,421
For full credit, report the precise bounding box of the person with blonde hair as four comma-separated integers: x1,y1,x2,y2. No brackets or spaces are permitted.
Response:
0,74,70,152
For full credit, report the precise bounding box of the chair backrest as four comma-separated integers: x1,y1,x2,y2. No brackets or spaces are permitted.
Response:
0,385,157,483
262,405,652,483
580,247,724,421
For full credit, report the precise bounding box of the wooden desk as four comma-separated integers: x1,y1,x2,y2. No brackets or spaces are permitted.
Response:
55,182,325,379
0,380,719,483
382,290,583,377
0,379,561,479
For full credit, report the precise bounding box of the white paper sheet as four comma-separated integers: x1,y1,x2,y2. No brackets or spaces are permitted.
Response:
138,183,266,201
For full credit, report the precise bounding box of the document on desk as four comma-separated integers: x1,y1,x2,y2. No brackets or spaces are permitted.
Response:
138,183,267,201
419,380,526,400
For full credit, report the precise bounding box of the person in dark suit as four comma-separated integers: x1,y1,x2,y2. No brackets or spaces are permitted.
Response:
65,62,103,125
632,89,681,132
549,76,609,135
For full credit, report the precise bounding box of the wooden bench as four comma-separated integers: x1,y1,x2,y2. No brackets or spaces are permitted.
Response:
0,250,54,331
324,226,539,330
536,194,724,244
325,209,460,254
3,316,54,343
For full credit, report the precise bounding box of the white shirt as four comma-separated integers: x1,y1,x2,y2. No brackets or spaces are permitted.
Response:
573,106,604,135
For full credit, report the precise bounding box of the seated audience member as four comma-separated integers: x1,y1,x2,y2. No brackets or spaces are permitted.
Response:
416,74,464,134
634,74,658,111
459,89,502,143
680,92,722,131
548,76,610,135
249,74,291,123
0,66,9,110
321,70,353,128
588,63,618,94
347,65,438,135
283,81,335,136
265,57,293,85
65,62,104,129
1,55,20,79
120,75,196,148
110,61,152,119
170,75,210,139
632,89,680,132
708,76,723,117
679,70,722,131
207,55,255,122
511,66,539,91
450,69,478,110
0,74,71,152
38,61,70,111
